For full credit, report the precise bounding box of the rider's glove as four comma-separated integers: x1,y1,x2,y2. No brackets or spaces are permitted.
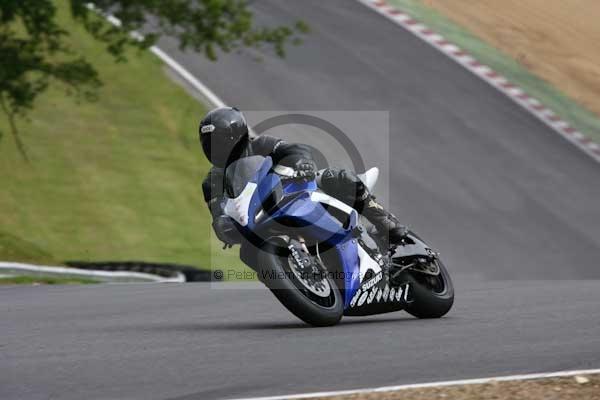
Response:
212,215,242,246
293,158,317,181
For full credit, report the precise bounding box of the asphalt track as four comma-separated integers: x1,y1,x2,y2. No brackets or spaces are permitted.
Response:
2,1,600,399
160,0,600,280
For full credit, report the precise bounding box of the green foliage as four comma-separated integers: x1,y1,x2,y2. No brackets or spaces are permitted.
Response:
0,0,101,159
0,8,243,271
0,0,308,158
70,0,309,60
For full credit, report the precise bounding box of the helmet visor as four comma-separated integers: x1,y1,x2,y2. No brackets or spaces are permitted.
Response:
203,131,247,168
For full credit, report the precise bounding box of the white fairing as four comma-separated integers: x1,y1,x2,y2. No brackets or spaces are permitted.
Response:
310,191,356,216
357,167,379,193
357,244,382,282
310,191,381,283
224,183,257,226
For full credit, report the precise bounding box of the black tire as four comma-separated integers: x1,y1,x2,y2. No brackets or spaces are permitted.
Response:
257,240,344,327
403,259,454,319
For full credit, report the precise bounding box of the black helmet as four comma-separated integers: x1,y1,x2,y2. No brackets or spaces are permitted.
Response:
199,107,249,167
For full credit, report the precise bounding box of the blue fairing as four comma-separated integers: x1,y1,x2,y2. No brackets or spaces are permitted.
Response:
336,241,361,307
283,180,317,195
240,157,362,309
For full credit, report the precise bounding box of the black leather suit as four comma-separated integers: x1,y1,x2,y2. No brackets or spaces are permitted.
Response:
202,135,404,246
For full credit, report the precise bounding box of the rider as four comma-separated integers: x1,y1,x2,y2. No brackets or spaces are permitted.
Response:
199,107,408,247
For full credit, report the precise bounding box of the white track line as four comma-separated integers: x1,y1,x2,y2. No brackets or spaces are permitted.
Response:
230,368,600,400
39,8,600,396
149,46,225,108
87,3,226,108
0,262,185,283
356,0,600,163
78,8,600,398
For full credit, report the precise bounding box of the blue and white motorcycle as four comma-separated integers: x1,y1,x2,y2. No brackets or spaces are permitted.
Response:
223,155,454,326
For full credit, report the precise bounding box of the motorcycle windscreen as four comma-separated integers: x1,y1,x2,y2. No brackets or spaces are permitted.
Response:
224,156,267,198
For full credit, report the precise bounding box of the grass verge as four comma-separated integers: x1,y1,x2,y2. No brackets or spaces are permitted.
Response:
0,0,243,273
386,0,600,145
0,275,99,285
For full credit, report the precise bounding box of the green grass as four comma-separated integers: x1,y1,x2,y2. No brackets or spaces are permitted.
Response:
0,275,99,285
0,0,243,273
387,0,600,144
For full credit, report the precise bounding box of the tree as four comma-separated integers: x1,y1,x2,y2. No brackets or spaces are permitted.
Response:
0,0,308,160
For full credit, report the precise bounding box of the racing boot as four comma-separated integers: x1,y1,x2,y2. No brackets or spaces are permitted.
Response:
360,195,409,246
318,168,408,246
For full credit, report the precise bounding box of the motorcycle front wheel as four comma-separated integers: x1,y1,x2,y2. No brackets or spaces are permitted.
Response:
257,240,344,327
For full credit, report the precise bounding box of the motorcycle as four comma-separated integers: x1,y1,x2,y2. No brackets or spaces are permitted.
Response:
222,155,454,326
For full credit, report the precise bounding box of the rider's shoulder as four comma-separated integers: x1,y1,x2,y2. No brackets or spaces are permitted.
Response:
250,134,283,153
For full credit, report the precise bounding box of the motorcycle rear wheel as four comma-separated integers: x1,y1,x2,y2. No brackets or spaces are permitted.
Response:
257,240,344,327
403,259,454,319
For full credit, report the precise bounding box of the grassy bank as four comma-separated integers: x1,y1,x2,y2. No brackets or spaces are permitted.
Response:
0,275,99,285
0,1,242,272
387,0,600,145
